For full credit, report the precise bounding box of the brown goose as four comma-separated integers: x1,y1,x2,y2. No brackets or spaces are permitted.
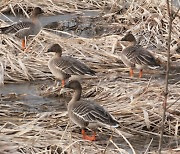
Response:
64,80,119,141
120,33,160,78
0,7,43,50
47,44,96,87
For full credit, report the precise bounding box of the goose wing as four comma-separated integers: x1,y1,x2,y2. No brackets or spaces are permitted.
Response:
0,21,34,38
122,45,159,67
54,56,96,76
72,100,119,127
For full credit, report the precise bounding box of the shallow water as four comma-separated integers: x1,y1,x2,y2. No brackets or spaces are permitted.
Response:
0,81,67,113
0,10,100,27
0,10,101,38
172,0,180,8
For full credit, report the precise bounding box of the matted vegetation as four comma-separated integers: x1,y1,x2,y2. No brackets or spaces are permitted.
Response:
0,0,179,153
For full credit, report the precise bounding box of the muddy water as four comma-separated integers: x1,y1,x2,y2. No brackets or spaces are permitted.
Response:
0,10,102,38
40,10,100,27
0,10,100,27
0,81,67,113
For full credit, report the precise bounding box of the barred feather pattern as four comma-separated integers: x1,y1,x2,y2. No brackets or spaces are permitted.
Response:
71,100,119,127
52,56,96,76
0,20,41,39
122,45,160,68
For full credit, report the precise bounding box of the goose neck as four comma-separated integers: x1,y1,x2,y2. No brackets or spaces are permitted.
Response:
71,88,82,102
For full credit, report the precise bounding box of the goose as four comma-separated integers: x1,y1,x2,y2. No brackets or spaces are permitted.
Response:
0,7,43,50
120,33,160,77
64,80,119,141
47,44,96,87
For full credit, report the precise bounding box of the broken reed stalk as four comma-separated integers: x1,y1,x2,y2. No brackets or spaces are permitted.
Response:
158,0,179,153
158,0,171,153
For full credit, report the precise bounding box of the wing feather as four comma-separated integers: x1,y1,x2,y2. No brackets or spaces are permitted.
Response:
123,45,159,67
72,100,118,126
53,56,95,76
0,21,33,34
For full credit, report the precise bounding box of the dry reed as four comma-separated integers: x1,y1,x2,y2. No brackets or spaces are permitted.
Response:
0,0,179,153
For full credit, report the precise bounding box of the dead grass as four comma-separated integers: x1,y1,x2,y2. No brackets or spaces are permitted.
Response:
0,0,180,153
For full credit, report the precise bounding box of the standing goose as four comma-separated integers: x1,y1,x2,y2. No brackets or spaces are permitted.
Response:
120,33,160,78
64,80,119,141
0,7,43,50
47,44,96,87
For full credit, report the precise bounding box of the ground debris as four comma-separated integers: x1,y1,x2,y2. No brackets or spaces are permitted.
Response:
0,0,179,153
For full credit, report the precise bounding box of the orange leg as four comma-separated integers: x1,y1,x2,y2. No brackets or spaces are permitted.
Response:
22,39,26,50
139,69,143,78
81,129,96,141
129,68,134,77
61,80,65,87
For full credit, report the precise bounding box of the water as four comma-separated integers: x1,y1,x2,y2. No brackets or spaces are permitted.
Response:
0,9,102,38
0,81,67,113
0,10,100,27
172,0,180,8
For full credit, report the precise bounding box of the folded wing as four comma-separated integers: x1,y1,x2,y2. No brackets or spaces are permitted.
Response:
0,21,33,38
72,100,119,127
54,56,96,76
123,45,160,67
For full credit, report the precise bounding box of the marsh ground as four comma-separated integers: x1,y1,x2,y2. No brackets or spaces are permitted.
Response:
0,0,179,153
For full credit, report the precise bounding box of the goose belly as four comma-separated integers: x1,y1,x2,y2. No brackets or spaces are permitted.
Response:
48,60,65,80
121,54,134,68
69,111,88,128
135,64,146,70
